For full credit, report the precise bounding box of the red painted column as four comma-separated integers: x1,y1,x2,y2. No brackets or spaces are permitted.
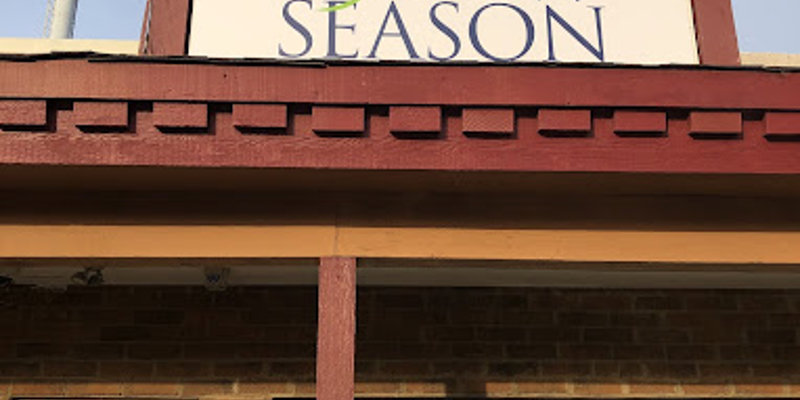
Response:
317,257,357,400
139,0,192,56
692,0,740,65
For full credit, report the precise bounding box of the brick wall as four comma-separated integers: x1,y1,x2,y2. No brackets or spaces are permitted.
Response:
0,286,798,399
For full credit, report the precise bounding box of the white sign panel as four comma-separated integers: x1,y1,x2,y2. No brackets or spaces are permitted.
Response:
189,0,699,65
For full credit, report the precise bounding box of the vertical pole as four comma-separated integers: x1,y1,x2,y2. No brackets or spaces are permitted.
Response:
691,0,740,65
49,0,79,39
139,0,192,56
317,257,356,400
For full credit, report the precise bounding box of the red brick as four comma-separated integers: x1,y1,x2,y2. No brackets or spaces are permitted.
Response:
213,362,264,377
748,329,797,344
558,344,612,359
0,100,47,127
123,383,181,397
500,310,553,325
182,381,235,396
583,328,634,343
233,103,287,130
740,295,789,311
16,342,71,358
404,383,446,395
451,343,503,358
769,313,800,326
637,328,690,343
153,102,208,129
98,362,154,378
572,382,624,395
645,362,698,378
237,382,292,395
540,361,591,377
689,111,742,134
425,326,474,341
558,312,608,326
462,108,515,134
449,381,495,395
183,343,240,360
538,109,592,135
635,295,684,310
245,342,315,358
65,382,123,396
666,345,718,360
128,343,182,359
11,382,65,396
312,106,364,133
0,362,40,377
734,383,787,396
476,326,526,342
681,383,732,396
487,362,538,378
506,344,557,359
529,327,581,342
74,343,124,359
580,294,633,310
354,382,403,394
516,381,569,395
134,309,185,324
685,295,737,310
789,383,800,395
721,344,773,360
614,345,665,360
389,106,441,134
295,382,316,395
692,325,745,343
613,110,667,135
620,362,646,378
73,101,128,129
378,361,431,376
42,361,97,377
752,363,800,377
609,313,660,326
267,361,315,377
156,362,211,378
627,383,678,395
439,361,490,376
698,363,752,378
484,382,515,395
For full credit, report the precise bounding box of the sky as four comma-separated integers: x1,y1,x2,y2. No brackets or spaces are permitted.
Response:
0,0,797,53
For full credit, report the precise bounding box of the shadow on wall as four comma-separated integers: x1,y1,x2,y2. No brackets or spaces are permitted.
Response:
0,286,798,397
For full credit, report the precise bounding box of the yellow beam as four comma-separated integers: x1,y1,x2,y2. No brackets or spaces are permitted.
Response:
2,225,800,264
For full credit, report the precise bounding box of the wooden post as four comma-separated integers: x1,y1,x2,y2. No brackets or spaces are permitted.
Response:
692,0,740,65
139,0,192,56
317,257,356,400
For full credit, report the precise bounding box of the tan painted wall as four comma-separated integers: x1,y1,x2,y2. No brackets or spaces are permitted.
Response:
741,52,800,67
0,38,138,55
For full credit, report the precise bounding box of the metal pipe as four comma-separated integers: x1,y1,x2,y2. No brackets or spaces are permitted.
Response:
48,0,79,39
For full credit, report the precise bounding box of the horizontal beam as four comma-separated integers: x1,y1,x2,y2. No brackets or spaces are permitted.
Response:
0,59,796,109
3,225,800,264
0,99,799,174
4,60,800,174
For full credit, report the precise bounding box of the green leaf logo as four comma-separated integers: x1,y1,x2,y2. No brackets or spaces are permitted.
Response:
320,0,361,12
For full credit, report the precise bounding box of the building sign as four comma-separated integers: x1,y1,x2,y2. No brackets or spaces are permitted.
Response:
189,0,700,64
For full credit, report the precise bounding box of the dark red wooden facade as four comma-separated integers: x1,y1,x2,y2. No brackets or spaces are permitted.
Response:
3,58,800,174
